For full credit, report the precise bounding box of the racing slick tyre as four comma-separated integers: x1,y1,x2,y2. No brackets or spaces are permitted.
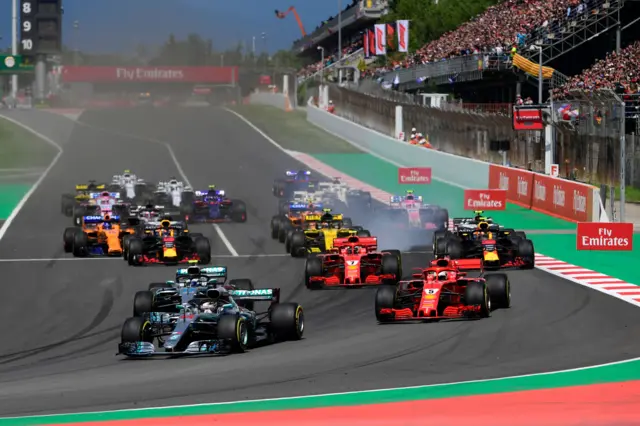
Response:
272,181,286,197
122,234,132,261
515,231,527,240
229,279,255,309
356,229,372,238
271,216,281,239
127,238,144,266
375,285,397,323
63,227,78,253
121,316,153,345
464,281,491,317
435,208,449,230
133,290,154,317
433,231,450,252
72,231,89,257
485,274,511,309
517,239,535,269
61,195,74,216
72,205,86,226
194,237,212,264
445,239,464,259
382,249,402,278
434,237,448,257
189,233,204,239
218,315,248,353
278,222,291,243
230,200,247,222
270,303,304,342
381,254,401,283
304,257,323,289
289,231,306,257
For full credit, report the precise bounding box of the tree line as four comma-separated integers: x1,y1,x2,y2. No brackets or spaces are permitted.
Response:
58,33,303,70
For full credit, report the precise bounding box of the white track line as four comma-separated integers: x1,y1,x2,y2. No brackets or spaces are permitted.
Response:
0,116,63,243
73,121,239,257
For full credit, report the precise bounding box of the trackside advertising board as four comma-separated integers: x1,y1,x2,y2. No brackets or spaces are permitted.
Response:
463,189,506,210
577,222,633,251
488,164,597,222
61,66,239,83
398,167,431,184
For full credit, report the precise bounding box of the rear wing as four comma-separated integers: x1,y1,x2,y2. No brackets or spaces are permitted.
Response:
229,288,280,302
333,236,378,250
83,215,120,224
430,256,483,271
90,192,120,199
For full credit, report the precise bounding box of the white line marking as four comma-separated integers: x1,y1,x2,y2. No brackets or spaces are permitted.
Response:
4,355,640,421
0,115,63,243
0,171,43,179
0,254,292,262
73,121,239,257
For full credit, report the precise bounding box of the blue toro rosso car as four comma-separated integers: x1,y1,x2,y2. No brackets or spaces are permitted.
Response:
118,265,304,356
182,186,247,223
273,170,320,198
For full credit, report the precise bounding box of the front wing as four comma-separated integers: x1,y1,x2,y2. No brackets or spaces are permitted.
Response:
118,340,232,357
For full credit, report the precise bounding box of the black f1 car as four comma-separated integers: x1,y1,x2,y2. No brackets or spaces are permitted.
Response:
125,220,212,265
433,222,535,270
273,170,320,198
118,275,303,357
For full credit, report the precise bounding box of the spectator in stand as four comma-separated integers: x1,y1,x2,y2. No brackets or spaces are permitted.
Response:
360,0,590,75
516,94,524,105
298,39,363,81
552,41,640,101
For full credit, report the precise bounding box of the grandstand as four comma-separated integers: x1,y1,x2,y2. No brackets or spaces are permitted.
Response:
289,0,390,82
358,0,640,107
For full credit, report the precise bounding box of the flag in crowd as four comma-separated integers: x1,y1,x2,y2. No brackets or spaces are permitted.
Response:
363,20,409,58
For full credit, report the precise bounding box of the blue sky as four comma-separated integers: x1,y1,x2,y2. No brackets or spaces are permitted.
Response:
0,0,343,54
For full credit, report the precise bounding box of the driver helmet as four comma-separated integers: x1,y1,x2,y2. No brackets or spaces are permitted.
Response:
437,271,448,280
354,246,362,254
190,278,200,288
343,246,353,254
201,301,217,313
102,222,112,230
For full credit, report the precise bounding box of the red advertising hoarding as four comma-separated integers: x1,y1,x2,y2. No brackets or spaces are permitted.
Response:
577,222,633,251
61,66,239,83
488,164,594,222
463,189,507,210
513,106,544,130
398,167,432,184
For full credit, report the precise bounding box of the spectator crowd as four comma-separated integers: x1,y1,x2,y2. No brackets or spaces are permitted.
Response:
552,41,640,99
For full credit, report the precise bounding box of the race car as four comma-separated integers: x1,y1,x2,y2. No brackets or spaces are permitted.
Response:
157,178,195,208
374,257,511,323
286,210,365,257
273,170,320,198
433,221,535,270
376,190,449,231
183,186,247,223
117,268,303,356
60,181,105,217
316,178,372,210
111,170,138,199
125,219,211,266
270,201,326,243
304,235,401,289
70,191,130,226
63,214,137,257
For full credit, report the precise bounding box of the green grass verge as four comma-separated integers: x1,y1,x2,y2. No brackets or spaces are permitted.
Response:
230,105,362,154
0,117,56,169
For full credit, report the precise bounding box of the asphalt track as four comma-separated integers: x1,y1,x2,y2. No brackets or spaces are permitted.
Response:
0,107,639,417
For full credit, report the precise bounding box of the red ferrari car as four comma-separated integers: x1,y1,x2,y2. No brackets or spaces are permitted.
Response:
304,235,401,289
375,257,511,322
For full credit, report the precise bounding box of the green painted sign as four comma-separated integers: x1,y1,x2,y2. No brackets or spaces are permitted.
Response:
0,55,35,73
